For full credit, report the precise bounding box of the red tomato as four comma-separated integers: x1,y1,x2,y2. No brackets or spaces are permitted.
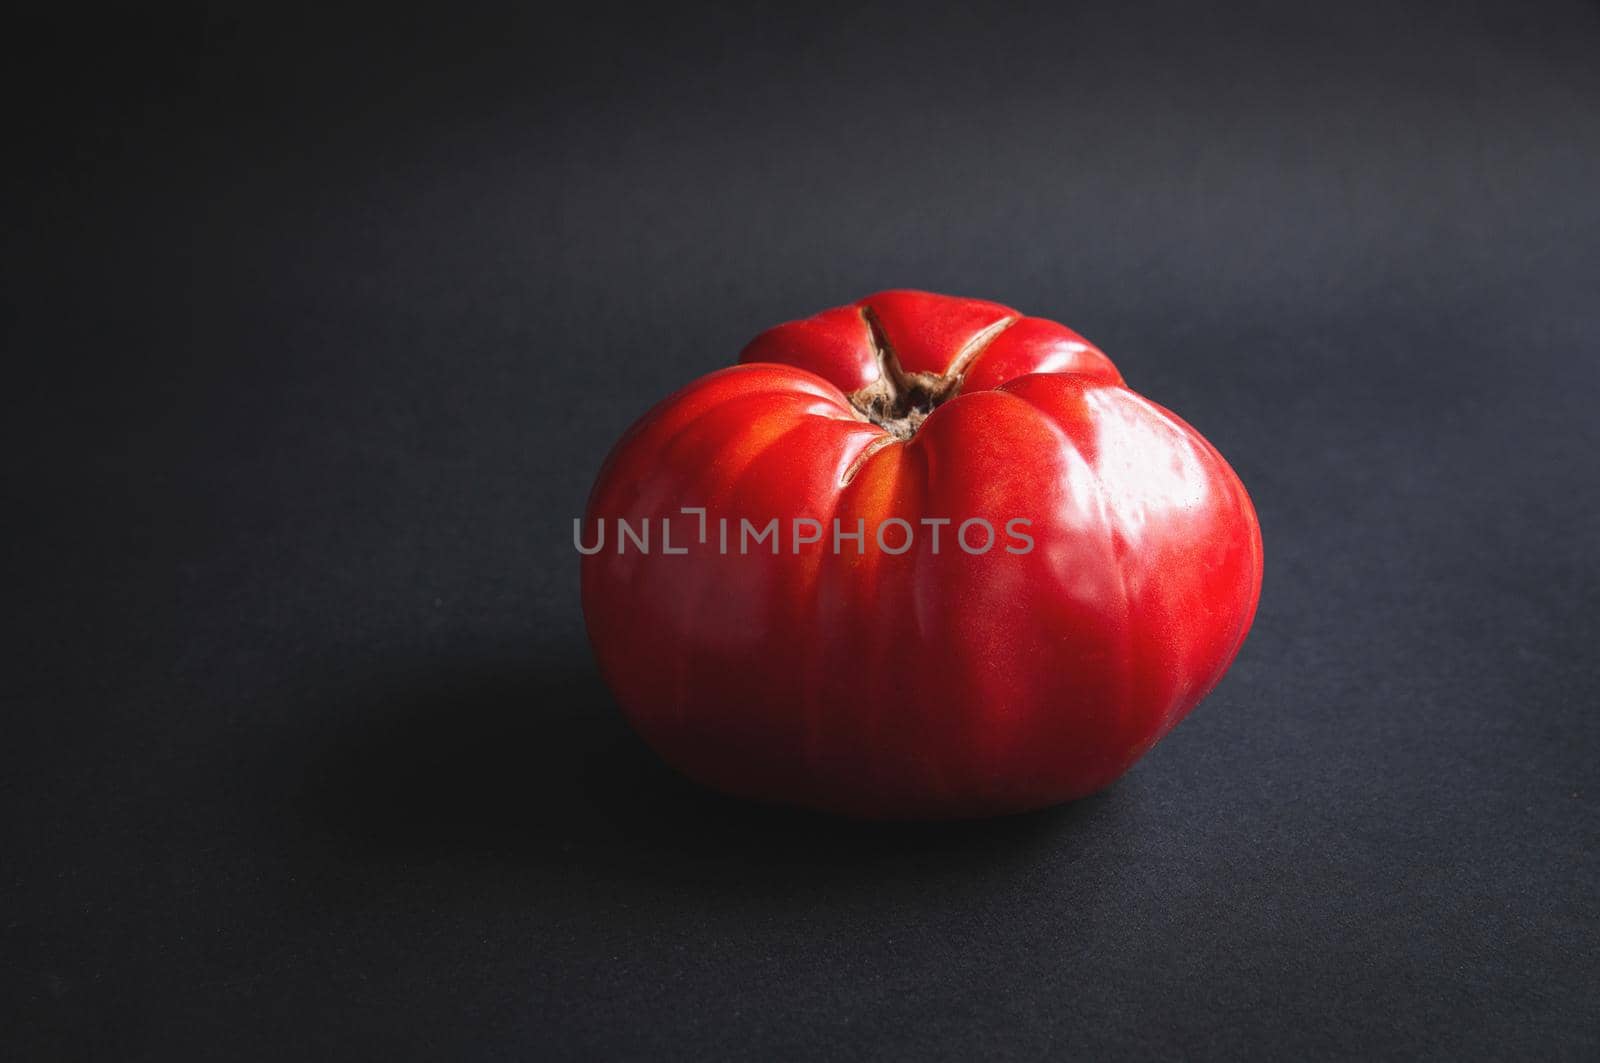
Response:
581,290,1262,819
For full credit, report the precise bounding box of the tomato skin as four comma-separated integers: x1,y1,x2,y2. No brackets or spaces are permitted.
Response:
581,291,1262,819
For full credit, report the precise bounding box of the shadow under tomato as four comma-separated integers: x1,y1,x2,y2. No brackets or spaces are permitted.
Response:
291,647,1119,887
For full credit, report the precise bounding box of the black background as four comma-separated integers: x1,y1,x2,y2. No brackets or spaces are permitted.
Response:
6,2,1599,1058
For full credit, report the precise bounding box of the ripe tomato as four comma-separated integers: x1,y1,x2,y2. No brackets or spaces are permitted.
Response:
581,290,1262,819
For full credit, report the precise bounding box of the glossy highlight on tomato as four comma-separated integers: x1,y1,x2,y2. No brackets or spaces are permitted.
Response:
581,290,1263,819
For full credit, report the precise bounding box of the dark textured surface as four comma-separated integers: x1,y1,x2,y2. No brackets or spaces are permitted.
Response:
5,2,1599,1058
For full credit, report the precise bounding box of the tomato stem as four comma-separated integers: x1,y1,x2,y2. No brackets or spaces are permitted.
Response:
849,307,963,439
